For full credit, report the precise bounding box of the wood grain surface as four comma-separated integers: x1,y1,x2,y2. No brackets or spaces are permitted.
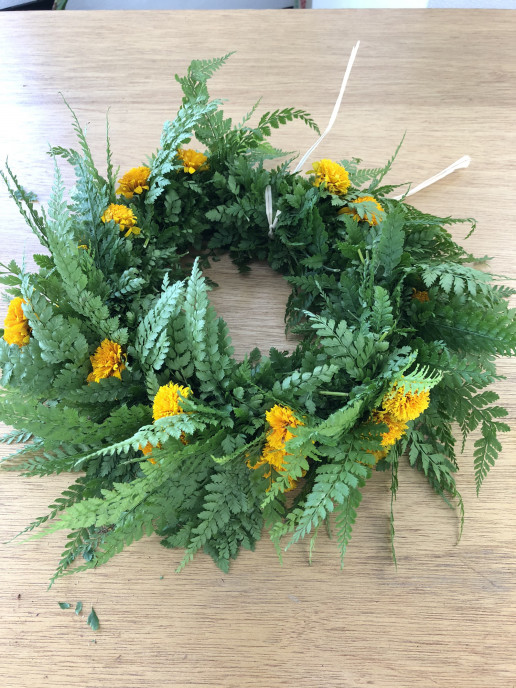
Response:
0,9,515,688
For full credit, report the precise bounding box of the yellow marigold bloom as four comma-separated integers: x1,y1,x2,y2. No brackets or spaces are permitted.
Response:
247,449,305,492
139,442,153,456
372,449,388,463
308,159,350,196
153,382,192,445
338,195,384,226
87,339,126,383
248,444,287,474
101,203,141,237
3,297,30,347
139,441,161,465
116,166,151,199
248,405,304,492
362,448,389,466
381,384,431,423
177,148,208,174
265,404,304,450
153,382,191,421
412,288,430,302
372,411,408,447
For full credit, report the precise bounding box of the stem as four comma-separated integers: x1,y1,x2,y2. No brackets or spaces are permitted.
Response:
319,390,349,397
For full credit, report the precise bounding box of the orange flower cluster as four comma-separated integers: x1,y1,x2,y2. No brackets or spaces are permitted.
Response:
365,383,431,465
412,289,430,302
247,405,304,492
138,441,162,465
338,195,385,226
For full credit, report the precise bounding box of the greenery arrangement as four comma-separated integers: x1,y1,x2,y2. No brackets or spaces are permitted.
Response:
1,54,515,585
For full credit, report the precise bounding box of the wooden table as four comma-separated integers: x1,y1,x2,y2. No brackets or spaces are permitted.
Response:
0,9,515,688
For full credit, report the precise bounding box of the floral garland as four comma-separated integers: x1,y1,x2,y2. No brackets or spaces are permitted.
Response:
1,53,515,584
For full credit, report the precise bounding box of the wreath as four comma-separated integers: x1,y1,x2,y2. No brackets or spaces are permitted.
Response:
1,53,515,586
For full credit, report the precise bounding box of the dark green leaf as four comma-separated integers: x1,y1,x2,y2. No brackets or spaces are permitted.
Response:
87,607,100,631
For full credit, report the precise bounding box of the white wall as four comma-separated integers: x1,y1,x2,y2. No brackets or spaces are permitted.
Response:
67,0,294,8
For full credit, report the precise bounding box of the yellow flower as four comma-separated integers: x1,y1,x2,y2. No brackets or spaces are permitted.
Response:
139,441,153,456
101,203,141,237
87,339,126,383
371,449,388,463
412,288,430,302
153,382,192,445
362,448,389,467
139,441,161,465
265,404,304,450
361,411,406,466
308,159,350,196
3,297,30,347
338,195,384,226
177,148,208,174
116,166,151,199
153,382,191,421
381,384,430,422
248,444,287,473
372,411,408,447
248,448,305,493
248,405,304,492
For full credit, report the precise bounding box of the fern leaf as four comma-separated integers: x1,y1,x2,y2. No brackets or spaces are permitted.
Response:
375,207,405,278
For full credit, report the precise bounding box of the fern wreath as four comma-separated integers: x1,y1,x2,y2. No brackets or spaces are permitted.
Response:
1,52,515,583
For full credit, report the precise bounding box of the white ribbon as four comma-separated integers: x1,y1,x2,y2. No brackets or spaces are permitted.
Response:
393,155,472,200
265,185,281,238
281,41,469,224
293,41,361,175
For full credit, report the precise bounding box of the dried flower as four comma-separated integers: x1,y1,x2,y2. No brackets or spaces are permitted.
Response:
412,288,430,302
